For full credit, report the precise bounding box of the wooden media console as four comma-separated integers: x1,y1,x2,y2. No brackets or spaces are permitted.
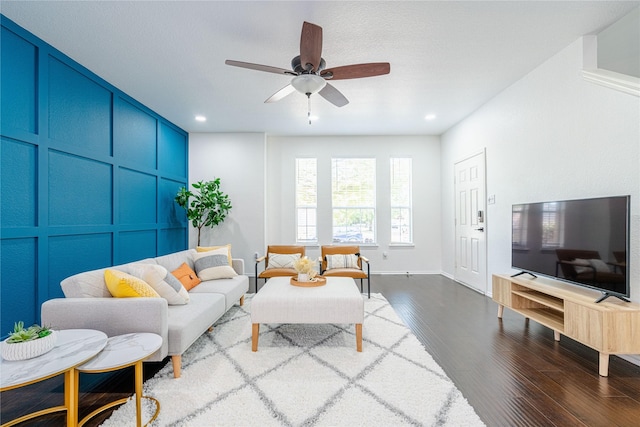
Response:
492,274,640,376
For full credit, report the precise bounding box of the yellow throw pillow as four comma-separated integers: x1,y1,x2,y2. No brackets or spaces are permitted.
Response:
196,244,232,265
104,269,160,298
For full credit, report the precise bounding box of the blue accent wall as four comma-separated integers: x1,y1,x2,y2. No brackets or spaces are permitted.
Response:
0,16,189,332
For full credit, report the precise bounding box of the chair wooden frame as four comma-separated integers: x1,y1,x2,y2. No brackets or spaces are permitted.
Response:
320,245,371,298
254,245,305,293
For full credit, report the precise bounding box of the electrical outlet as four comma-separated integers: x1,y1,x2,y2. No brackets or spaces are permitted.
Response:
383,252,388,259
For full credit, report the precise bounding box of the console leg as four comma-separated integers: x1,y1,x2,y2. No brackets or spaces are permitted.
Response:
497,305,504,318
554,330,560,341
599,353,610,377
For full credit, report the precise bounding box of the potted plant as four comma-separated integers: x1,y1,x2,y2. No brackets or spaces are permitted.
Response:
1,322,57,361
175,178,232,246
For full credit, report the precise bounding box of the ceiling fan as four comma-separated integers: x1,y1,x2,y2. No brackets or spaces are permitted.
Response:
225,21,390,114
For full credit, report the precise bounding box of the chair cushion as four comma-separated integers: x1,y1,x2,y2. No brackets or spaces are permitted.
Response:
267,253,301,269
258,268,298,278
322,268,367,279
326,254,360,269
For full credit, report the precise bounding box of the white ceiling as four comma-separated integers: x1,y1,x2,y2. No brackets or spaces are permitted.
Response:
2,1,638,136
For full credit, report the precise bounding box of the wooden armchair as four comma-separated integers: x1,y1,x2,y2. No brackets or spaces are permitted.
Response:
320,245,370,298
254,245,305,292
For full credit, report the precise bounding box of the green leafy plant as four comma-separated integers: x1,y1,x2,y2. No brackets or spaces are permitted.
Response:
175,178,232,246
6,321,52,343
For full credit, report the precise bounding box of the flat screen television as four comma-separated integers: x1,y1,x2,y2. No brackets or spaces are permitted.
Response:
511,195,630,303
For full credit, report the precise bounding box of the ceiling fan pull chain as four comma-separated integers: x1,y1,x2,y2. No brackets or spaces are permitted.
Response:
307,94,312,125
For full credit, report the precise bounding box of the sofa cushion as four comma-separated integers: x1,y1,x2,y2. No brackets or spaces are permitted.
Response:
154,250,195,272
171,263,201,291
166,293,225,356
197,244,232,265
194,249,237,280
104,269,161,298
188,275,250,311
129,264,190,305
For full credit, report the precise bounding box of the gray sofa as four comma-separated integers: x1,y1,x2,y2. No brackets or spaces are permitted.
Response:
41,249,249,378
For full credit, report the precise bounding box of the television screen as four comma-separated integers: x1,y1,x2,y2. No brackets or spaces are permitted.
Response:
512,196,630,301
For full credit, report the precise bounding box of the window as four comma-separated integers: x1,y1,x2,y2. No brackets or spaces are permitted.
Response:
542,202,564,248
331,158,375,243
390,158,412,244
295,158,317,242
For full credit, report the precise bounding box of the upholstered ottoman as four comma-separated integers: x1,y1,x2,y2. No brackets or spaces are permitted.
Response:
251,276,364,351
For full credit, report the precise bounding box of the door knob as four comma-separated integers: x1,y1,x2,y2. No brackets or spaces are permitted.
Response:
475,227,484,232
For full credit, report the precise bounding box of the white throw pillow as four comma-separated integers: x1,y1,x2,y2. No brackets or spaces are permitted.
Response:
128,264,190,305
326,254,359,270
588,258,611,273
266,253,301,269
572,258,591,274
193,248,238,280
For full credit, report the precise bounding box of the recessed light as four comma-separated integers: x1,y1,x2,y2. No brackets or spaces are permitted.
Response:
195,115,207,122
424,114,436,121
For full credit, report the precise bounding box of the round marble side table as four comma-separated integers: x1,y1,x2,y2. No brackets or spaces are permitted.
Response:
0,329,108,427
75,332,163,427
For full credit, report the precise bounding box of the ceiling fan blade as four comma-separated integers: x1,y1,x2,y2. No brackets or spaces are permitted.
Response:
300,21,323,72
321,63,390,80
318,83,349,107
225,60,294,75
265,84,296,103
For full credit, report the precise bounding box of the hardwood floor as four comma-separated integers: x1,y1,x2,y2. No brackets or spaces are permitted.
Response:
2,274,639,426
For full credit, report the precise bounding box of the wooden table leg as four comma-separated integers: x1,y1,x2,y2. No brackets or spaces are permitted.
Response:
356,324,362,352
599,353,610,377
65,368,78,427
553,330,560,341
252,324,259,351
497,305,504,318
135,361,143,427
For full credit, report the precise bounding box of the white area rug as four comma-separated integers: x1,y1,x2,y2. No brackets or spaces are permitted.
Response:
101,293,484,426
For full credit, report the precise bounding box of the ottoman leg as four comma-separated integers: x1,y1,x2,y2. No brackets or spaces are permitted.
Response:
356,324,363,352
252,324,260,351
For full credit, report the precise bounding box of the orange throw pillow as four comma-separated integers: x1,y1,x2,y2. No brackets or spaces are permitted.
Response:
171,263,201,291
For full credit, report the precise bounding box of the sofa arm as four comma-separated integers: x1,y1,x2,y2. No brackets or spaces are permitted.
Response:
232,258,245,275
41,298,169,361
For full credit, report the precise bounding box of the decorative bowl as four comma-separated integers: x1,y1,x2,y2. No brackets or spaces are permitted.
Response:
1,330,57,361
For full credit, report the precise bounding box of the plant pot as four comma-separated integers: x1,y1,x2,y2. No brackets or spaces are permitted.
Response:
1,331,57,361
297,273,309,282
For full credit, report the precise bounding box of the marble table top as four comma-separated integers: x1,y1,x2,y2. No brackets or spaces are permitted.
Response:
77,333,162,372
0,329,108,389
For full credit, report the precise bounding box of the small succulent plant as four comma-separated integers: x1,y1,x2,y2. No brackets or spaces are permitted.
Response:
6,321,52,343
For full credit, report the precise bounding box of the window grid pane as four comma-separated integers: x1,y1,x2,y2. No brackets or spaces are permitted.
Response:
390,158,412,243
331,158,376,243
296,158,317,242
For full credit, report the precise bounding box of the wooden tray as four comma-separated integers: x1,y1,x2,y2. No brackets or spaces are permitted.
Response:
290,277,326,287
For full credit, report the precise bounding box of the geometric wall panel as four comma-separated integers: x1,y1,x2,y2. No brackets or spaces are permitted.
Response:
119,168,156,224
1,238,37,333
160,177,186,226
48,151,112,226
48,57,112,156
1,139,37,227
1,27,37,135
160,228,187,256
119,230,157,264
114,98,157,170
1,16,188,327
48,233,113,300
159,122,187,177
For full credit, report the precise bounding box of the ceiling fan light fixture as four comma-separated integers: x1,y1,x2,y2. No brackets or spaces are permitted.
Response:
291,74,326,95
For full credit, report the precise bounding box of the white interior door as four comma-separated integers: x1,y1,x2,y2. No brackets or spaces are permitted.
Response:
454,151,487,294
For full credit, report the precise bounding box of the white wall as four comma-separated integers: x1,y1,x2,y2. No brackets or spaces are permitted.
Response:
267,135,442,273
188,133,266,270
441,37,640,304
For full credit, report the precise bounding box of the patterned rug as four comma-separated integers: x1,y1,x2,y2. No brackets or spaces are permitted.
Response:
101,294,484,426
